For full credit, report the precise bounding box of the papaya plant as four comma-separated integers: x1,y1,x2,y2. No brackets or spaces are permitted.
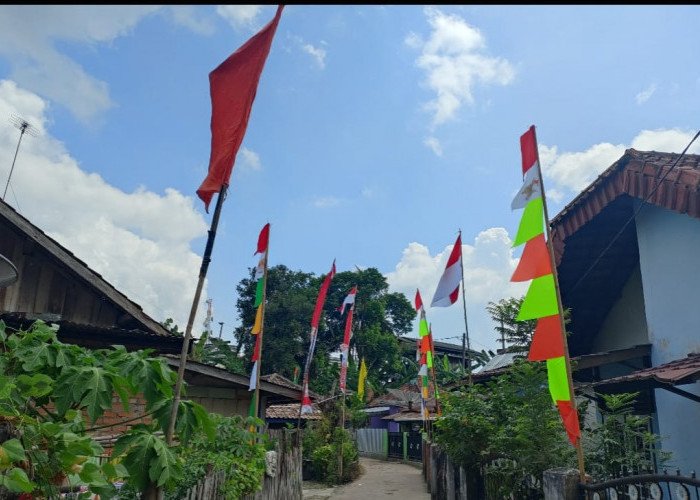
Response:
0,319,215,499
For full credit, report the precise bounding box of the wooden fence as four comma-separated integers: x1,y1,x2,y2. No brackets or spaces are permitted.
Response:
180,428,302,500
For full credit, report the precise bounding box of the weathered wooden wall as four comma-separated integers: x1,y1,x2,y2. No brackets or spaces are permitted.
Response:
0,222,122,327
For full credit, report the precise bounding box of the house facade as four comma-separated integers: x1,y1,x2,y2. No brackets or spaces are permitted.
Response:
551,149,700,472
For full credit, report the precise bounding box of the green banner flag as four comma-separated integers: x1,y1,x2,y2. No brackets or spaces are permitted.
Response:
513,197,544,247
546,356,570,402
517,274,558,320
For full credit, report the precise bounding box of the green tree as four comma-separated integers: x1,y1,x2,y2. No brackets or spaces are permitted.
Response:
486,296,536,353
200,338,246,375
233,264,317,381
232,266,415,396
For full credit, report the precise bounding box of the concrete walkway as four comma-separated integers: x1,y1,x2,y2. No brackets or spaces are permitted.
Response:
303,457,430,499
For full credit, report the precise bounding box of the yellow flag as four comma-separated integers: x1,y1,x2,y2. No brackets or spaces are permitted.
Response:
358,358,367,400
251,304,263,334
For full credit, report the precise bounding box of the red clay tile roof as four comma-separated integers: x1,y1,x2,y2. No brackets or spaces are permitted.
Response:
551,149,700,265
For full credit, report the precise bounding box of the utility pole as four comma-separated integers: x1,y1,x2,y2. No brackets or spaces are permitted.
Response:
218,321,224,339
461,331,466,368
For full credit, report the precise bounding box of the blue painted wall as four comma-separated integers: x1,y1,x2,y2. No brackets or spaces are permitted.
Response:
635,202,700,472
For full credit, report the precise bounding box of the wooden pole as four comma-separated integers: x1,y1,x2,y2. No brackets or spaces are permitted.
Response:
530,125,586,480
339,390,346,484
427,324,441,416
252,226,270,426
457,229,472,384
166,183,227,446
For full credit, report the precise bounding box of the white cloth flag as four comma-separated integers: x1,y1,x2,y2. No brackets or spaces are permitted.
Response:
511,162,542,210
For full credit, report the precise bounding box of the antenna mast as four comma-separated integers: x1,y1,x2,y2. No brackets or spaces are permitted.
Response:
3,115,38,201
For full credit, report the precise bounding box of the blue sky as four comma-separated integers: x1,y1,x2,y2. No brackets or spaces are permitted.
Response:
0,5,699,355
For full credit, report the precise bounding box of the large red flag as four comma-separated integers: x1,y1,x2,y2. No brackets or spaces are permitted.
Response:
197,5,284,212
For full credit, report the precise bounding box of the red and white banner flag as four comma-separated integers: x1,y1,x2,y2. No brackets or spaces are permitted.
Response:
430,235,462,307
338,285,357,315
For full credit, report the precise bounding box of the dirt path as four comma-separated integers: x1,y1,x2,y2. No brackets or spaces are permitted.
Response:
303,457,430,499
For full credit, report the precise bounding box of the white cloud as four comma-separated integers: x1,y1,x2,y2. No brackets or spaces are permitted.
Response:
424,136,443,157
237,147,262,172
540,142,626,194
168,6,215,35
216,5,266,31
408,7,516,127
0,5,219,125
539,128,700,197
0,80,209,331
302,42,327,69
630,128,700,154
636,84,657,105
385,228,526,352
313,196,342,208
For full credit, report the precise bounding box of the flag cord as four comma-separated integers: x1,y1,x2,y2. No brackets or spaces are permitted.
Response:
568,128,700,295
166,182,228,448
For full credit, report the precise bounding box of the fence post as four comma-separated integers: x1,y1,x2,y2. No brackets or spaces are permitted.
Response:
403,432,408,461
383,429,389,458
543,468,580,500
446,453,455,500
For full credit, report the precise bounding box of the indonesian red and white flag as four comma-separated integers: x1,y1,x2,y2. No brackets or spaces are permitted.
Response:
430,234,462,307
415,289,424,312
338,286,357,315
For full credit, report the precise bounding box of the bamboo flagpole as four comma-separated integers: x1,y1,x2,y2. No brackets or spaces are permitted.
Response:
297,260,337,429
337,285,357,483
456,229,473,384
166,183,227,446
510,125,585,479
249,223,271,425
427,324,441,416
166,5,283,449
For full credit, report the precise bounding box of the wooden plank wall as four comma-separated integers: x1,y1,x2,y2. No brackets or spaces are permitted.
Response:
0,225,119,327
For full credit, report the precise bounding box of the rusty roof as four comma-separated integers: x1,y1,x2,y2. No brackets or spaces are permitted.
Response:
266,403,322,420
381,410,437,422
584,353,700,393
550,149,700,356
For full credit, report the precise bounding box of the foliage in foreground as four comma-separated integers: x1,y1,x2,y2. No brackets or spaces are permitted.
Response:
302,398,360,485
435,360,575,498
0,320,215,498
434,359,672,498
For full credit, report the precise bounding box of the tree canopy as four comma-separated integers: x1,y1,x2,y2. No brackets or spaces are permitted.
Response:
232,265,415,395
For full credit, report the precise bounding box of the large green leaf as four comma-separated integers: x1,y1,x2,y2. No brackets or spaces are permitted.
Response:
54,366,114,422
16,373,54,398
1,439,26,462
1,467,34,493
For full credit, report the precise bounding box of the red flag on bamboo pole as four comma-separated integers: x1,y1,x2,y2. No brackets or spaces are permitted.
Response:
197,5,284,212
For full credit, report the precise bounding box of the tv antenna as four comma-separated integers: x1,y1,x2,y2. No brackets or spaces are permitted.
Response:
3,114,38,201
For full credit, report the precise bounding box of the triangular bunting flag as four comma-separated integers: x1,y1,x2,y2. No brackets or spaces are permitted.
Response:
517,274,558,320
511,233,552,282
513,197,544,247
528,315,565,361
